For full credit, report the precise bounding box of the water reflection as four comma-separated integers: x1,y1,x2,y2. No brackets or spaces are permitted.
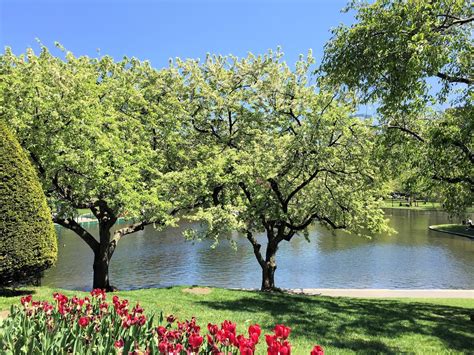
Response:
43,210,474,290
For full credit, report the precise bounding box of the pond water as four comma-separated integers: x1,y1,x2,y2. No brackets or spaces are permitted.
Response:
42,209,474,290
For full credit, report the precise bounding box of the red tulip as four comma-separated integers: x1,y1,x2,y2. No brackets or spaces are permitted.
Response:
240,346,254,355
114,339,124,348
208,323,219,335
274,324,291,339
265,334,276,346
188,333,203,349
42,302,54,315
174,343,183,353
58,303,71,316
310,345,324,355
90,288,106,300
53,293,68,304
249,324,261,343
122,314,133,328
222,320,236,334
137,315,147,326
20,295,32,306
99,302,109,313
132,303,143,314
158,340,168,353
279,342,291,355
78,316,90,327
237,334,256,354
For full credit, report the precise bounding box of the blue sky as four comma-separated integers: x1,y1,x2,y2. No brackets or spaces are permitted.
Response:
0,0,353,68
1,0,380,115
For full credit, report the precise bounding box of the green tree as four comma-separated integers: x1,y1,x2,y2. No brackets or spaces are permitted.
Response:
322,0,473,215
0,46,185,290
0,120,57,285
178,51,391,291
426,107,473,212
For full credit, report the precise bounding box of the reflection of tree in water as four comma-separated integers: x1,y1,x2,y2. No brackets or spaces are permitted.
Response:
193,230,260,287
45,210,474,289
312,210,447,251
313,210,474,268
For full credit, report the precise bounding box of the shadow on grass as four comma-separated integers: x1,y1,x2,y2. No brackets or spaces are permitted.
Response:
198,291,474,353
0,288,36,297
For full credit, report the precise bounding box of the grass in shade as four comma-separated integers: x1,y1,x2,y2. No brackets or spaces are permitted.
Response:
1,286,473,354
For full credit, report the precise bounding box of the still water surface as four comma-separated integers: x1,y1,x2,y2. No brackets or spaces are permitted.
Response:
42,209,474,290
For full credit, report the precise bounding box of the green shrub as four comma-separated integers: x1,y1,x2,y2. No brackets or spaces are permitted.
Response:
0,120,57,285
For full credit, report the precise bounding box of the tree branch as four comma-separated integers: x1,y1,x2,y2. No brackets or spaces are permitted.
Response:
319,93,338,117
90,200,117,228
285,168,321,206
387,125,425,143
238,182,253,203
212,185,223,206
53,216,100,252
29,152,46,177
452,140,474,164
285,212,346,232
432,174,474,188
246,231,265,268
436,15,474,30
111,220,153,244
436,72,472,85
267,178,287,212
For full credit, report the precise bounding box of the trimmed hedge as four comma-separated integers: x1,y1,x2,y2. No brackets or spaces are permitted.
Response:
0,120,57,285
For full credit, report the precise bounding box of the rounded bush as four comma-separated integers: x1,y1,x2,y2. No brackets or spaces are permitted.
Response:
0,120,57,284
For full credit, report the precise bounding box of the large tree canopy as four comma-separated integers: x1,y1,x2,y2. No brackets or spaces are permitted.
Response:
0,46,187,289
177,50,391,290
322,0,472,111
322,0,473,215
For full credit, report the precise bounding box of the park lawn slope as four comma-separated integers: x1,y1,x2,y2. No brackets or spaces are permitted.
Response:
1,286,473,354
429,224,474,239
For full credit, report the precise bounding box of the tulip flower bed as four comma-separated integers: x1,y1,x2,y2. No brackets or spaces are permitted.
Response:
0,289,324,354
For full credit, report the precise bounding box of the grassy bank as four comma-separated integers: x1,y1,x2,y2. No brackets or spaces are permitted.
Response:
1,286,473,354
430,224,474,239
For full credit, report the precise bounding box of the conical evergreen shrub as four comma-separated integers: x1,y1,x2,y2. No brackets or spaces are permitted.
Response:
0,120,57,284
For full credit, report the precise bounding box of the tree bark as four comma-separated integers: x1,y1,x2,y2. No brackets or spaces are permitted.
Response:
261,238,279,291
92,218,115,291
261,260,277,291
93,250,112,291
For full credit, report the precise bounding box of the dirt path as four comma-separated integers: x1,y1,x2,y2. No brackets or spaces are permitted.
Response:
0,310,9,320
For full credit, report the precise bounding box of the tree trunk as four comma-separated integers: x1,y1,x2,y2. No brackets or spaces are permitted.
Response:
261,241,278,291
93,251,111,291
261,262,276,291
93,220,114,291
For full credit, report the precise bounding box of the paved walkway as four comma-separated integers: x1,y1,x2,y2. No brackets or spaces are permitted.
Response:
289,289,474,298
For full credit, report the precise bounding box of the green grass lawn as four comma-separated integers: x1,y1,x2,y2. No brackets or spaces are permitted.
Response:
75,208,91,216
382,200,442,210
430,224,474,239
1,286,473,354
